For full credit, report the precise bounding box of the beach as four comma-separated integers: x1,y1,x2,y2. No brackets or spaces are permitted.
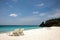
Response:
0,26,60,40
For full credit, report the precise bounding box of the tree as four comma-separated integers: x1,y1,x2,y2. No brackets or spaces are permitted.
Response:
39,22,45,27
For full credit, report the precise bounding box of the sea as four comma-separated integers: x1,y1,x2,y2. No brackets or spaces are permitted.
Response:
0,25,40,33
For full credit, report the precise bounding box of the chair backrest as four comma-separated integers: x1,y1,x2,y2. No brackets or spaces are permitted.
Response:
19,28,24,32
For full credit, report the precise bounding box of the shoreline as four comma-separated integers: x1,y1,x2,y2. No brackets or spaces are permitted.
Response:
0,26,60,40
0,27,41,34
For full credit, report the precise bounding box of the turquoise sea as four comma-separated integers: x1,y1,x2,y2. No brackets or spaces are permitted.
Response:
0,25,40,33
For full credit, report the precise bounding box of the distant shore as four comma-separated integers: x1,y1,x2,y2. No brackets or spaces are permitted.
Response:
0,26,60,40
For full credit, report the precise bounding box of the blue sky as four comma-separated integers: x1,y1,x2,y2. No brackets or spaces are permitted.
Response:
0,0,60,25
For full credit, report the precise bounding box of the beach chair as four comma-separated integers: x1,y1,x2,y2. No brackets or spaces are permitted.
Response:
19,28,24,35
9,28,24,36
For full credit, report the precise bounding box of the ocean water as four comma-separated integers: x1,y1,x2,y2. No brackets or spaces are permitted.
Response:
0,25,40,33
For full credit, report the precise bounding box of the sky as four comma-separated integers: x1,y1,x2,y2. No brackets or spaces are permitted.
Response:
0,0,60,25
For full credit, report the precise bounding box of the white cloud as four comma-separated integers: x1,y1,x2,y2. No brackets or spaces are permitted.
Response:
33,11,39,14
32,11,46,17
36,3,44,7
1,13,46,25
48,13,60,18
47,9,60,18
3,16,41,25
9,13,18,17
16,16,41,25
39,13,46,16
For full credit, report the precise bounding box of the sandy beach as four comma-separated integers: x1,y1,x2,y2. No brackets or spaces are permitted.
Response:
0,26,60,40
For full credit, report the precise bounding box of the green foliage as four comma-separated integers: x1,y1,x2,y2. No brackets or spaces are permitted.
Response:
40,18,60,27
39,22,45,27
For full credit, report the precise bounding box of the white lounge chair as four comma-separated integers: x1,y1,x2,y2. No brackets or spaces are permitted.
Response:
9,28,24,36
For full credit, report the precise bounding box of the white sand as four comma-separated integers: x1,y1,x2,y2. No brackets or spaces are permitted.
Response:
0,26,60,40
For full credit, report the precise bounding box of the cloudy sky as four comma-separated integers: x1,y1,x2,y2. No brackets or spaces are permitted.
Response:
0,0,60,25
